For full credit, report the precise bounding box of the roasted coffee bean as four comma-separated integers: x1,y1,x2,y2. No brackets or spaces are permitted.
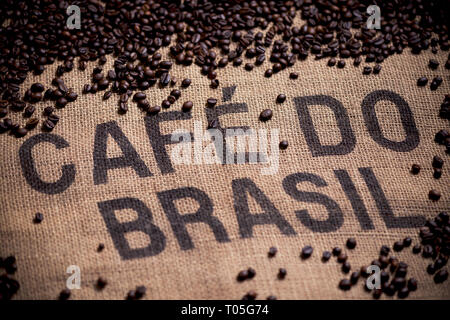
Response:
25,118,39,130
244,63,254,71
393,241,404,252
181,78,191,88
430,76,443,90
43,106,54,116
322,251,332,262
433,168,442,179
268,247,278,258
96,277,107,290
264,69,273,77
259,109,273,122
428,59,439,70
276,94,286,103
372,289,382,299
278,268,287,279
30,83,45,93
408,278,418,291
266,295,277,300
432,156,443,168
14,127,27,138
412,244,421,254
182,101,193,112
332,247,342,256
337,60,346,68
397,287,409,299
161,100,171,109
59,289,71,300
42,119,55,131
133,92,146,101
147,106,161,115
33,212,43,224
233,58,243,67
434,270,448,284
422,245,433,258
56,97,68,108
411,164,421,174
289,72,298,79
338,279,351,291
279,140,288,150
428,190,441,201
206,98,217,108
97,243,105,252
210,79,219,89
242,291,257,300
23,105,35,118
417,77,428,86
427,263,436,275
363,66,372,75
134,286,146,299
379,256,389,269
380,245,390,256
346,238,357,249
350,271,360,284
247,268,256,279
342,262,351,274
237,270,249,282
373,64,382,74
360,266,369,278
103,91,112,101
337,253,348,263
403,237,412,247
301,245,313,259
328,58,336,67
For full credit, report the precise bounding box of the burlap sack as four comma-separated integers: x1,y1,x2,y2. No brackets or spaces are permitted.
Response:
0,44,449,299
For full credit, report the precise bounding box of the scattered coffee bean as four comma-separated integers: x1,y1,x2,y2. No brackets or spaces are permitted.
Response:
338,279,351,291
428,59,439,70
322,251,332,262
279,140,288,150
59,289,71,300
33,213,44,224
276,94,286,104
182,101,193,112
346,238,357,249
301,245,313,259
417,77,428,86
411,164,421,174
278,268,287,279
206,98,217,108
432,156,443,168
268,247,277,258
259,109,273,122
428,189,441,201
96,277,107,290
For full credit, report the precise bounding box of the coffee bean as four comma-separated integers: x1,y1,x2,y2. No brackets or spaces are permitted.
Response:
433,168,442,179
428,190,441,201
337,60,346,68
133,92,146,101
278,268,287,279
363,66,372,75
432,156,443,168
181,78,191,88
42,119,55,131
322,251,332,262
276,94,286,103
30,83,45,93
289,72,298,79
428,59,439,70
25,118,39,130
268,247,278,258
403,237,412,247
427,263,436,275
393,241,404,252
301,245,313,259
59,289,71,300
97,243,105,252
206,98,217,108
148,106,161,115
179,101,193,113
103,91,112,100
332,247,342,256
411,164,421,174
135,286,146,299
350,271,360,284
33,213,44,224
279,140,288,150
342,262,351,274
408,278,418,291
43,106,54,116
412,244,421,254
398,287,409,299
244,63,254,71
434,270,448,284
210,79,219,89
242,291,257,300
93,277,107,291
237,270,249,282
373,64,382,74
337,252,348,263
264,69,273,77
247,267,256,279
346,237,357,249
266,295,277,300
338,279,351,291
328,58,336,67
380,245,390,256
417,77,428,86
259,109,273,122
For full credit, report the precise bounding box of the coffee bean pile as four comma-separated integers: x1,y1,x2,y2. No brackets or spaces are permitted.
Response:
0,0,448,139
336,212,449,299
0,256,20,300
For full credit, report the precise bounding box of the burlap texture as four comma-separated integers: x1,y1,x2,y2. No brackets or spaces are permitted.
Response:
0,45,449,299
